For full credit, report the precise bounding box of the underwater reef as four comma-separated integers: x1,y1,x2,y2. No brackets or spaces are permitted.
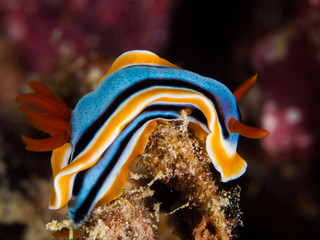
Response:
1,0,320,239
46,116,242,240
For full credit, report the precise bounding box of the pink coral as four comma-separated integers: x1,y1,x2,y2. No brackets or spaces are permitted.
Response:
0,0,173,74
251,3,320,161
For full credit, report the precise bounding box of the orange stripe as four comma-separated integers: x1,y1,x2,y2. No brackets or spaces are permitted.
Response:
51,143,73,178
73,89,214,168
52,88,215,209
97,51,180,85
188,122,209,138
96,120,158,206
208,111,246,181
49,143,72,208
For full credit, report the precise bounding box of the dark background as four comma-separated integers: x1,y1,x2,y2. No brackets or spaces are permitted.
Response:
0,0,319,239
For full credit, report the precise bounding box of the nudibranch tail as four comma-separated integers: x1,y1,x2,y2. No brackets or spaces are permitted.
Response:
16,82,71,152
233,74,257,102
228,117,269,139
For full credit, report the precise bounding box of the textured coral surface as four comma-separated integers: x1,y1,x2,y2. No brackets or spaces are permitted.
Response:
63,117,242,239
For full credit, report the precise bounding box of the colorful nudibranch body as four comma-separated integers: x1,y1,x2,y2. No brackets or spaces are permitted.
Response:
17,50,268,223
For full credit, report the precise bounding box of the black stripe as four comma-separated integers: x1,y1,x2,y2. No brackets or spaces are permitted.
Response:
71,103,205,197
72,77,228,161
71,104,206,222
72,111,177,222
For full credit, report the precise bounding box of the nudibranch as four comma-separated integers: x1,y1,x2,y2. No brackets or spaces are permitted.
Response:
16,50,268,223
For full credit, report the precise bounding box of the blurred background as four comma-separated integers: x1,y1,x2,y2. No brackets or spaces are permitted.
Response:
0,0,319,239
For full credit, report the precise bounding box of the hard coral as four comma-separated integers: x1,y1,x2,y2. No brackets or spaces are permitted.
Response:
83,188,158,240
74,113,241,240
